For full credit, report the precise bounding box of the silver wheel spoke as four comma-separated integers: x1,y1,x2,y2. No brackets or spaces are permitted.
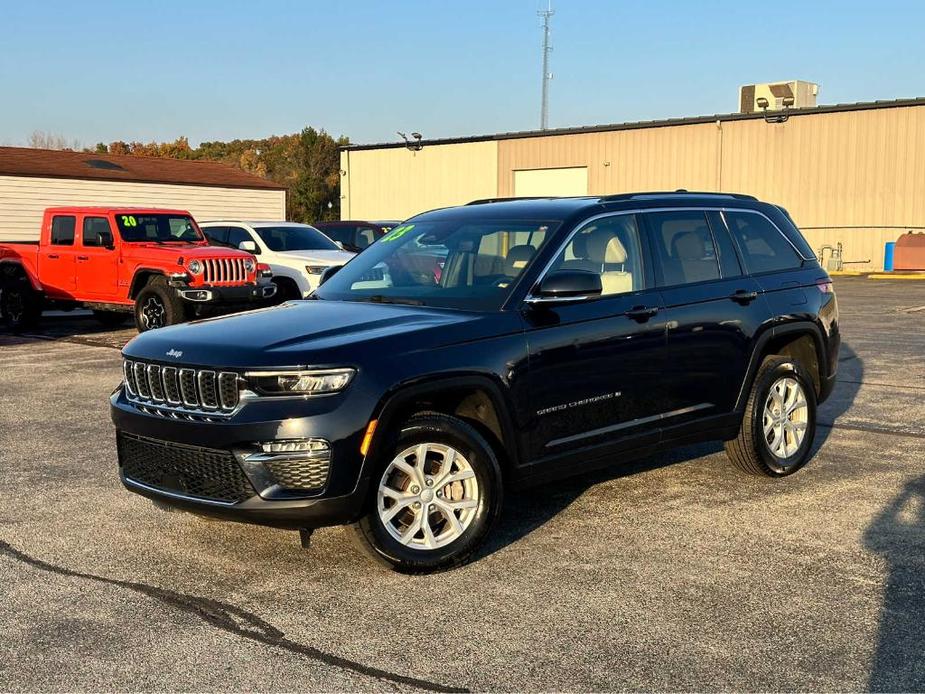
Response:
435,468,475,489
764,376,809,460
377,442,480,552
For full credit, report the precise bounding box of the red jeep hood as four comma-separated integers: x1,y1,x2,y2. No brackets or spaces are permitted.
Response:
124,243,253,260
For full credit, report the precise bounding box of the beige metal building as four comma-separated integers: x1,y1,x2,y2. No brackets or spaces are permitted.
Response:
341,97,925,270
0,147,286,242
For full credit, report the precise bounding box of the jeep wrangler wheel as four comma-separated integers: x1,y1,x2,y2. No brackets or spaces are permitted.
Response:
93,310,130,327
134,277,187,332
725,355,817,477
0,277,42,330
351,413,503,573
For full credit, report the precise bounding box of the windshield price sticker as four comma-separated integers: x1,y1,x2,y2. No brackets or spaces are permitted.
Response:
120,215,138,227
381,224,414,242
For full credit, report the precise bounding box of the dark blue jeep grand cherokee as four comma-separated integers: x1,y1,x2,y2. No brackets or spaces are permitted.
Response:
111,192,839,572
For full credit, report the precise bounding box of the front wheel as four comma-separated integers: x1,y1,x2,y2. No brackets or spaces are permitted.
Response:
725,355,817,477
133,277,187,332
351,413,503,573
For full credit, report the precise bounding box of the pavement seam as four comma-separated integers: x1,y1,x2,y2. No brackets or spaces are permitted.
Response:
819,421,925,440
0,539,469,693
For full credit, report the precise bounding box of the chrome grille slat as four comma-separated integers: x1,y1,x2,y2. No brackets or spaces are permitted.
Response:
162,366,181,404
123,359,239,417
146,365,165,402
179,368,199,407
198,370,218,409
134,362,150,398
123,361,137,395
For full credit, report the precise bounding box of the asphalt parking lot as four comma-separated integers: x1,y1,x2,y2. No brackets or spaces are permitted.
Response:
1,277,924,692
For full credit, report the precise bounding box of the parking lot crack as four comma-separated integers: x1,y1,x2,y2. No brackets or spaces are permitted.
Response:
0,539,468,693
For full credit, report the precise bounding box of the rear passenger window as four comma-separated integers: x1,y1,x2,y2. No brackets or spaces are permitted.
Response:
645,211,720,286
50,216,76,246
725,211,802,274
547,214,643,296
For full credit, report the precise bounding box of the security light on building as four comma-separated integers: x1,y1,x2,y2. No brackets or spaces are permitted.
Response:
739,80,819,113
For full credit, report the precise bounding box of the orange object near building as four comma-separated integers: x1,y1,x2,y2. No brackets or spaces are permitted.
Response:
894,232,925,271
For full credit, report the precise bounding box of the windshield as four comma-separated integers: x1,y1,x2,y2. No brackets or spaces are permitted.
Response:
313,219,556,310
115,213,203,243
256,225,340,252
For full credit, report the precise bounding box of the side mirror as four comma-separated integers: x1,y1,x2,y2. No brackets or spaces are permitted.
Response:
319,265,342,286
238,240,258,253
531,270,602,302
97,230,114,249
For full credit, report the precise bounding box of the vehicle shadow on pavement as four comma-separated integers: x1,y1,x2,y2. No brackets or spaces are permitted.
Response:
864,473,925,691
482,440,723,559
483,341,864,562
0,312,135,349
814,341,863,453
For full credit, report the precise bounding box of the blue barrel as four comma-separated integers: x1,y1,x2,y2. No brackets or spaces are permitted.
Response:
884,241,896,271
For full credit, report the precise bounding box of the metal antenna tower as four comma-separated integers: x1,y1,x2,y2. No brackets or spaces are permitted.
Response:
538,1,554,129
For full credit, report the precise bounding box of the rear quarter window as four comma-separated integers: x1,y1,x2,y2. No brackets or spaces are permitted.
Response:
725,211,802,274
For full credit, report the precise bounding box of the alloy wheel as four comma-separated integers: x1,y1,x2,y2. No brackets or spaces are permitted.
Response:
4,290,24,323
377,442,479,550
142,296,166,329
763,376,809,459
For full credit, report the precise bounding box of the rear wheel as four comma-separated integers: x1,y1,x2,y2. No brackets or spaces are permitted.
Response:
1,272,42,330
133,277,187,332
93,310,130,327
725,355,817,477
351,413,503,573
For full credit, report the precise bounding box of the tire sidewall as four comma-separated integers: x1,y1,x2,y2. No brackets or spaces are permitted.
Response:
134,280,182,332
360,416,502,571
750,359,817,475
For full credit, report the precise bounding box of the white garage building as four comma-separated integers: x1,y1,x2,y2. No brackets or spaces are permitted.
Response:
0,147,286,241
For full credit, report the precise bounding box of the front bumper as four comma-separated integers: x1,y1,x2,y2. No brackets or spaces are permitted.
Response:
110,386,374,529
171,281,277,304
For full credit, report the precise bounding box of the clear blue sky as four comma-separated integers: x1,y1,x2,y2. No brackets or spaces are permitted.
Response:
1,0,922,148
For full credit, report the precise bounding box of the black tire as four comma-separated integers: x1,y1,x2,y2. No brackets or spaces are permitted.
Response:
133,276,187,332
725,355,817,477
272,277,302,303
93,310,130,327
0,270,42,330
350,413,503,573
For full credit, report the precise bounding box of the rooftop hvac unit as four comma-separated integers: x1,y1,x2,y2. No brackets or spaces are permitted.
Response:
739,80,819,113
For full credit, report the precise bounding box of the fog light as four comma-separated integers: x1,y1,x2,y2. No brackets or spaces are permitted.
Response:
259,439,330,454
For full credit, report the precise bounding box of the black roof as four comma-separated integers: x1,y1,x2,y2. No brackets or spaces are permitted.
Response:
343,96,925,152
411,191,766,223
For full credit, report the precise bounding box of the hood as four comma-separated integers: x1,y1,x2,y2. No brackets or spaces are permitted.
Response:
123,300,497,369
123,243,254,261
273,249,355,265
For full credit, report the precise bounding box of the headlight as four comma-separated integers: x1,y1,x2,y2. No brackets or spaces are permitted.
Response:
244,258,256,273
305,265,328,275
246,368,355,396
187,260,203,275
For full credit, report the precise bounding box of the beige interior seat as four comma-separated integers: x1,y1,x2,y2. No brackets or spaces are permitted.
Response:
585,228,634,295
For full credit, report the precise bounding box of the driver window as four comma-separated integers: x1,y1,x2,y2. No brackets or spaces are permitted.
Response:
547,214,644,296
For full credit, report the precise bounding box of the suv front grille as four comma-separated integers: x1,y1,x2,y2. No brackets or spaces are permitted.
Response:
118,432,255,504
203,257,248,285
123,358,240,418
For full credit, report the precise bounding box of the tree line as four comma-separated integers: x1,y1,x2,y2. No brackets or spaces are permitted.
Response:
28,129,348,223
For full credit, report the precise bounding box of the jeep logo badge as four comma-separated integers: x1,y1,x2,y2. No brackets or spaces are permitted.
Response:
166,349,183,359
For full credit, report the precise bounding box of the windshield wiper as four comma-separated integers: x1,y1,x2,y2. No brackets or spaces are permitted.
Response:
358,295,425,306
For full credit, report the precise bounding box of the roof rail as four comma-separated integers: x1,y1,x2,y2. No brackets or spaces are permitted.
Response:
466,196,555,205
598,190,757,203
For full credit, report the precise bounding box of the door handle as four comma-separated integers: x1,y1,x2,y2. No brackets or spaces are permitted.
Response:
730,289,758,304
77,255,89,261
626,305,659,322
47,254,59,259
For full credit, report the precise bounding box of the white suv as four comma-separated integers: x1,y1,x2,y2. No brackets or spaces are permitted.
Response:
200,221,355,300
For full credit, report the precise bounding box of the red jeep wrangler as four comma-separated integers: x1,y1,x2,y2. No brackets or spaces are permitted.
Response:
0,207,276,332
